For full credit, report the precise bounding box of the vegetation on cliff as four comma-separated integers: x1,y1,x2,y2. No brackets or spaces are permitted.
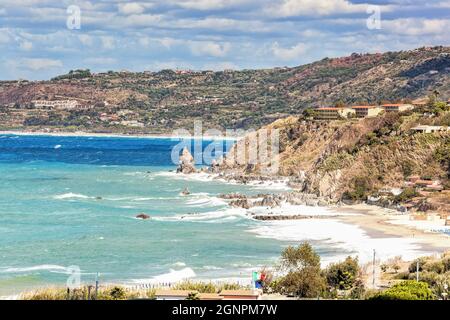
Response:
218,100,449,213
0,46,449,133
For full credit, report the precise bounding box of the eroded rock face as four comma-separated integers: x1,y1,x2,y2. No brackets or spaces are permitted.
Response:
177,147,196,174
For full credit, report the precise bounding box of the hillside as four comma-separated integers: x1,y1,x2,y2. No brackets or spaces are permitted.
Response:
215,107,450,214
0,46,450,133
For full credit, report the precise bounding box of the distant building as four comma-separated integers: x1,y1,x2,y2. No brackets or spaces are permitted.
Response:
412,98,428,108
120,120,145,128
381,103,414,113
314,107,356,120
32,100,79,110
410,125,449,134
351,106,384,118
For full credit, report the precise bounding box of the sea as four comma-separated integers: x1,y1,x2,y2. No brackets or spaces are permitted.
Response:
0,134,432,297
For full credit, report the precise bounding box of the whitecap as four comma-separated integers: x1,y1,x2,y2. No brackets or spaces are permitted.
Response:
172,262,186,267
201,265,223,270
53,193,92,200
153,207,247,223
54,145,62,149
130,267,196,285
1,264,69,273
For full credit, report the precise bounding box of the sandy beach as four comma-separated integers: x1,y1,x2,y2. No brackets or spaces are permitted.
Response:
333,204,449,252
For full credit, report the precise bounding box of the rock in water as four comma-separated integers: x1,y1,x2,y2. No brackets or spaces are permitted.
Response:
136,213,150,220
181,187,190,196
177,147,196,174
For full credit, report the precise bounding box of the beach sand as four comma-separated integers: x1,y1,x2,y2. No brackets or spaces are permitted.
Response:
333,204,449,252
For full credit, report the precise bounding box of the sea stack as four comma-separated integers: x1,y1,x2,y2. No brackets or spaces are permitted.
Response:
177,147,196,174
181,187,190,196
136,213,150,220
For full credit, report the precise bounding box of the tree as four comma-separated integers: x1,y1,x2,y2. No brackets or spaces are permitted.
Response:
275,242,326,298
325,256,360,290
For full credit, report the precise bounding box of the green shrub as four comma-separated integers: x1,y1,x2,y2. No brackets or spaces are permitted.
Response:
424,261,445,274
408,257,430,273
443,257,450,272
369,281,434,300
186,292,200,300
343,177,371,201
394,187,419,203
97,286,127,300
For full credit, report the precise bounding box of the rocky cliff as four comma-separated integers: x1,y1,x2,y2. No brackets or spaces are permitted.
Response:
215,109,450,208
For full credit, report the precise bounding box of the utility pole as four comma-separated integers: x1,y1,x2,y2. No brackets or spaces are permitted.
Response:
372,249,376,288
416,261,420,282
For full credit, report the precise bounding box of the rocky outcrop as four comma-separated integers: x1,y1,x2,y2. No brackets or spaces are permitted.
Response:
181,187,190,196
258,194,283,208
136,213,150,220
176,147,196,174
218,193,247,199
229,198,252,209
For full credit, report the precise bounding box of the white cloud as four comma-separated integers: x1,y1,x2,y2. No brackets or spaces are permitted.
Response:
170,0,254,10
0,32,10,44
189,41,231,57
268,0,377,17
78,34,94,46
84,57,117,65
383,18,450,36
202,61,239,71
118,13,163,28
20,40,33,51
101,36,116,49
271,42,308,61
118,3,146,15
21,58,63,71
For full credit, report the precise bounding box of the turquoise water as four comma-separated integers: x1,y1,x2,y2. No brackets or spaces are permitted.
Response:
0,134,297,296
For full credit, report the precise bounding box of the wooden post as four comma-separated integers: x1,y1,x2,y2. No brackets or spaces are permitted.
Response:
95,272,99,299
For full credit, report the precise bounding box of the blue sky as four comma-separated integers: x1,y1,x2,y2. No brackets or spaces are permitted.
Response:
0,0,449,80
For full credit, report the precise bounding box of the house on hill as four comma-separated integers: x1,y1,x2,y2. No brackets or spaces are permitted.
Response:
381,103,414,113
314,107,356,120
351,105,384,118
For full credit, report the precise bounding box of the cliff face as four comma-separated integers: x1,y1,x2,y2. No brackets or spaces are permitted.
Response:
217,112,450,202
0,46,449,133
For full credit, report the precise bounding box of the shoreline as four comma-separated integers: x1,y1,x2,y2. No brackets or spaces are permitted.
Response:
0,130,240,141
1,168,448,299
332,204,450,253
2,201,448,300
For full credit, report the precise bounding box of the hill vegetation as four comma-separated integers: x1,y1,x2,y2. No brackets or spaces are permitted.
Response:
0,46,449,133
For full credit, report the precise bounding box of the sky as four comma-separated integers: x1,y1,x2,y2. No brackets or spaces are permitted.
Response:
0,0,449,80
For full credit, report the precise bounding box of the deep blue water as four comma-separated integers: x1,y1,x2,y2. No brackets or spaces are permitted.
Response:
0,134,288,296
